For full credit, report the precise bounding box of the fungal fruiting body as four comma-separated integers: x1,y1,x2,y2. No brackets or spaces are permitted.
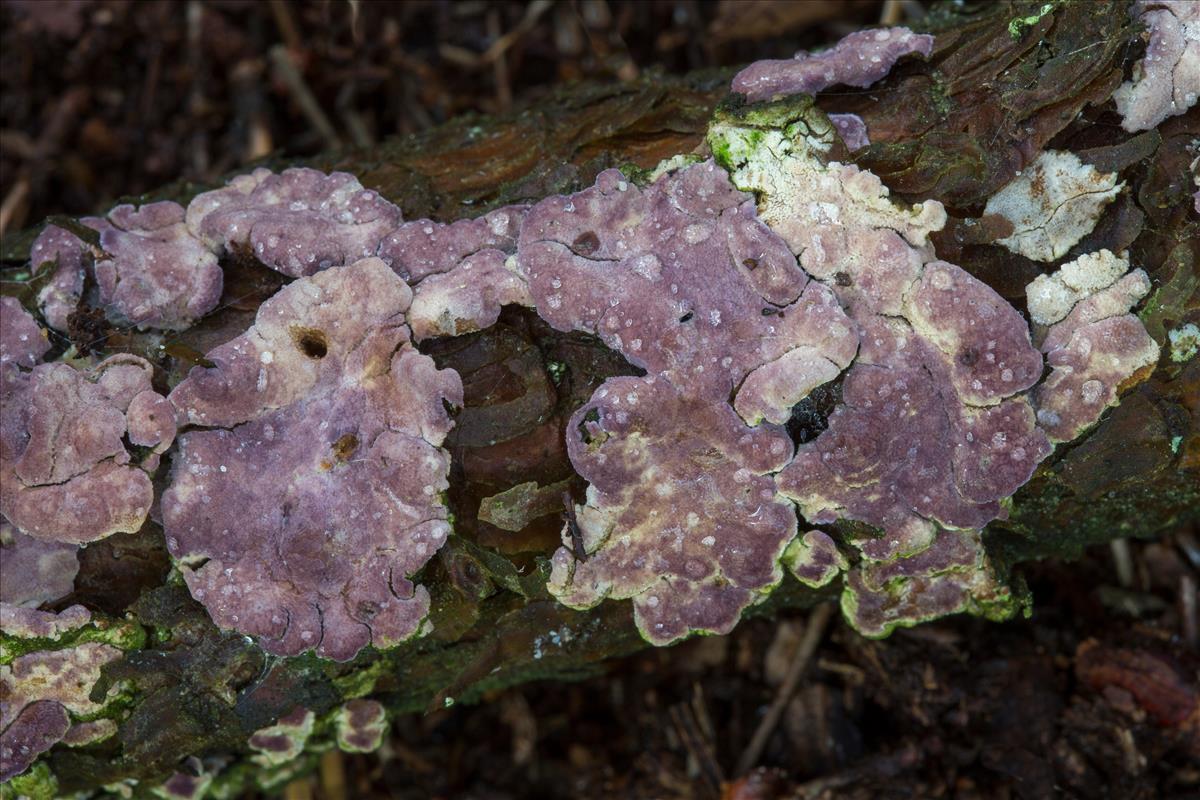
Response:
731,26,934,103
186,167,401,277
708,96,1059,634
1029,251,1161,443
0,608,123,781
163,258,463,661
29,200,223,332
521,161,855,643
1113,0,1200,132
1,353,173,545
982,151,1123,263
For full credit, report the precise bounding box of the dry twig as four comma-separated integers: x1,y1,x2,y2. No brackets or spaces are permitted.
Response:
735,602,835,775
270,45,343,150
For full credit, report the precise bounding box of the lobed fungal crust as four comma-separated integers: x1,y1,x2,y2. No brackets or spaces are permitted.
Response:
163,258,463,661
731,26,934,103
1113,0,1200,132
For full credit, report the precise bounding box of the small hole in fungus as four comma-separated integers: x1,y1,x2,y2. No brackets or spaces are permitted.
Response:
834,271,852,286
331,433,359,462
572,231,600,255
679,311,694,323
786,379,843,445
742,257,759,271
291,326,328,359
958,348,978,367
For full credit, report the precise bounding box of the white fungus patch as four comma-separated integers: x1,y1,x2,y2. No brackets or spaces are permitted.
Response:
1169,322,1200,362
984,150,1123,262
1026,249,1131,325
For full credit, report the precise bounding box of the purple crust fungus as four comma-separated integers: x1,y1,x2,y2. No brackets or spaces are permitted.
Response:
521,163,857,419
29,225,87,332
248,707,314,767
0,12,1173,671
1,354,174,544
1113,0,1200,132
523,161,857,643
731,26,934,103
151,765,212,800
377,205,527,284
0,298,49,368
828,113,870,150
0,522,79,608
0,701,68,783
842,529,1016,637
376,205,531,340
0,639,123,781
163,258,463,661
1025,249,1133,326
710,95,1052,634
186,167,401,277
547,375,798,643
59,717,117,747
1030,251,1160,443
714,119,1050,561
783,530,847,589
799,258,1044,533
407,249,533,340
28,201,223,332
0,605,91,642
90,202,223,330
334,698,388,753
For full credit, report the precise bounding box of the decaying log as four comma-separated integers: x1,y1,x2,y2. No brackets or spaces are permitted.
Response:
0,1,1196,796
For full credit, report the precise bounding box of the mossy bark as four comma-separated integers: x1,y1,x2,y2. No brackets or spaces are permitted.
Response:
1,1,1196,795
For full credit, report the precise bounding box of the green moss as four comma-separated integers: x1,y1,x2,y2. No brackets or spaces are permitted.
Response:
706,95,830,176
927,71,953,120
1008,2,1058,39
331,658,390,700
545,359,568,385
0,763,58,800
989,470,1200,571
0,616,145,665
1139,246,1197,344
623,154,706,186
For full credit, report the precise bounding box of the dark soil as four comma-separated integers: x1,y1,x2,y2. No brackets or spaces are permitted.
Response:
0,0,883,230
342,532,1198,800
